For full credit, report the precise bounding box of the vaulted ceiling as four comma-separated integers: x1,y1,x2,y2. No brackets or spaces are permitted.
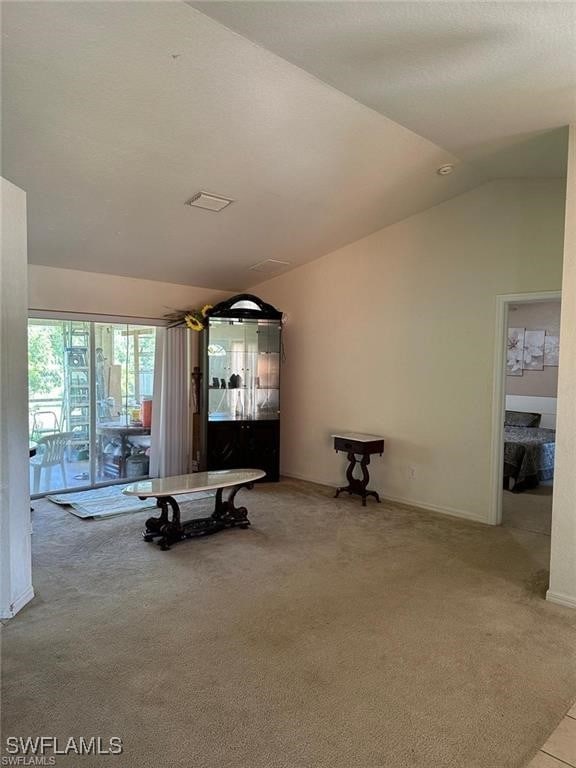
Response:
2,2,574,290
193,1,576,158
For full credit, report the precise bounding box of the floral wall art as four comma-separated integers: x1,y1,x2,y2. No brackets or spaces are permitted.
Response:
523,329,546,371
507,327,559,376
507,327,525,376
544,335,560,366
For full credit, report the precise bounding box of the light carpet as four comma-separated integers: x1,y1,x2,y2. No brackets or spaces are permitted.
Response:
502,483,553,536
3,479,576,768
46,483,213,518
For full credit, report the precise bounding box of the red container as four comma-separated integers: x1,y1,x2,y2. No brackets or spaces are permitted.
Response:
141,398,152,428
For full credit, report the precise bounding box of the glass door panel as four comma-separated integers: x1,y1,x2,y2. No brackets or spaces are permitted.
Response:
207,318,280,422
256,320,280,420
28,319,92,494
94,323,156,483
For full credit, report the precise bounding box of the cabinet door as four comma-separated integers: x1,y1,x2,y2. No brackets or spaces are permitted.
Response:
206,318,281,423
207,421,279,481
242,422,279,481
207,422,243,470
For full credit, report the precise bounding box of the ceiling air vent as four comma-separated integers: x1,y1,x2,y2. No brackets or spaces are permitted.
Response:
186,192,234,212
248,259,291,274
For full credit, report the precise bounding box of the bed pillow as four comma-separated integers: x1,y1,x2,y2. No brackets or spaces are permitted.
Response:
504,410,541,428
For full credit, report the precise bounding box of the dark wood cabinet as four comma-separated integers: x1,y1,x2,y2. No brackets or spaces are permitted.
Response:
200,294,282,482
206,421,280,481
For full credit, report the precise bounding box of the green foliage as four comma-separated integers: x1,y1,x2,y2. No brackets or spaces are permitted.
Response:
28,321,156,404
28,325,64,395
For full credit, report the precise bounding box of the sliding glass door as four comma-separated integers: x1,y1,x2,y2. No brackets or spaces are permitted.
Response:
94,323,155,484
28,318,157,496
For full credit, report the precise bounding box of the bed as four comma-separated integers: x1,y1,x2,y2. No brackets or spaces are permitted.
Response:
503,411,555,492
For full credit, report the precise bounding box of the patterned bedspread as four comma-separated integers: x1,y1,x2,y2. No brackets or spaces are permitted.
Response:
503,426,555,489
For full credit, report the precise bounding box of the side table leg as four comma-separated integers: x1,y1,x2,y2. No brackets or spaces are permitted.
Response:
335,453,381,505
335,452,357,497
359,456,381,506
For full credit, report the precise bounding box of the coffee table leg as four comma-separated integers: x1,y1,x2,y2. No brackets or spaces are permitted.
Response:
142,484,254,550
142,495,182,550
212,483,252,528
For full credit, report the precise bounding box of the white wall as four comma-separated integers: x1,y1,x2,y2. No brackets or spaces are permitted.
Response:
28,265,232,320
253,179,565,523
0,178,33,617
549,126,576,609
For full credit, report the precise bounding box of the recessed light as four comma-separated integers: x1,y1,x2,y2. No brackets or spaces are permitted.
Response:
437,164,455,176
186,192,234,212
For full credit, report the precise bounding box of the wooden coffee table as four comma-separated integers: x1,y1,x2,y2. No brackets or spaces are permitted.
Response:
123,469,265,550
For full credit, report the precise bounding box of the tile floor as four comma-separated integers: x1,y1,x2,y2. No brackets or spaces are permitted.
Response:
528,705,576,766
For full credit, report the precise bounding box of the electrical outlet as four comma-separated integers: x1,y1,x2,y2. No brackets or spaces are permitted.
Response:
408,466,416,480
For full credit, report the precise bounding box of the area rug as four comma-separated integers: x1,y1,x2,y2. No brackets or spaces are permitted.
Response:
46,483,213,519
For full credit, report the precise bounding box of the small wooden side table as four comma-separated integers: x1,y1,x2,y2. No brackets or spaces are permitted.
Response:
333,432,385,506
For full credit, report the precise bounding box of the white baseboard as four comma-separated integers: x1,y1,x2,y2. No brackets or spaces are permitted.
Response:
281,472,488,524
0,585,35,619
378,493,487,524
546,590,576,610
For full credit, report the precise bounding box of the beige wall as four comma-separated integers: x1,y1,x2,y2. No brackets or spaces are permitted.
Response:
1,178,33,617
506,300,561,398
253,179,565,522
549,126,576,609
28,265,232,320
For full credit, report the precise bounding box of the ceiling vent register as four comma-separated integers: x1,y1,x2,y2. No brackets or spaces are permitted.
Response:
186,192,234,212
248,259,291,274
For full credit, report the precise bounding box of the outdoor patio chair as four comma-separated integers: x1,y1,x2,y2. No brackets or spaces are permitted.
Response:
30,432,75,493
30,410,61,441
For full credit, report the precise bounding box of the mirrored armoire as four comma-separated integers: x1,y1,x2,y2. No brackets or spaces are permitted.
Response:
200,294,282,481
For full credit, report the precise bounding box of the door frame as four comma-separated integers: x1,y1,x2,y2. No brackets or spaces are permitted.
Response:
488,290,562,525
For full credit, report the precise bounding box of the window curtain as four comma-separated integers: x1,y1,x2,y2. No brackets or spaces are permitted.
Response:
149,327,191,478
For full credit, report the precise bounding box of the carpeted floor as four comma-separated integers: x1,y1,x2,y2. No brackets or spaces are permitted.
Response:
502,483,553,536
2,479,576,768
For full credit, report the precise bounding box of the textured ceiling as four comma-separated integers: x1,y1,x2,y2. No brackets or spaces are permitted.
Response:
192,1,576,157
1,2,572,291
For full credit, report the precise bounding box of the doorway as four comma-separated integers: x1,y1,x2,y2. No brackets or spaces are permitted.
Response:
489,291,561,529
